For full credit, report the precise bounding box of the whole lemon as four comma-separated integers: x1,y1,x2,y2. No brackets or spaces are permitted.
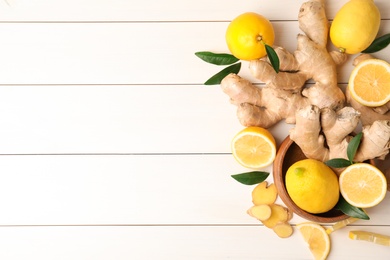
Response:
226,12,275,61
285,159,339,214
330,0,380,54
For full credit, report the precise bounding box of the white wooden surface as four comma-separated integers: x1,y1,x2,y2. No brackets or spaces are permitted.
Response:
0,0,389,259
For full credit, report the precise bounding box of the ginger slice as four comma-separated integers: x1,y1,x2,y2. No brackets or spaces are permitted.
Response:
273,222,294,238
261,204,289,228
247,204,272,221
252,181,278,205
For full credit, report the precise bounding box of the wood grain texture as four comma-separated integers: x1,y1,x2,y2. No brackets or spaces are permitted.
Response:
0,0,389,259
0,22,388,85
0,84,295,154
0,0,389,21
0,155,389,226
0,226,390,259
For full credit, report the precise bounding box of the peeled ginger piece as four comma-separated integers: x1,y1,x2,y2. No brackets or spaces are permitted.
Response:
252,181,278,205
349,231,390,246
261,204,289,228
326,217,358,234
247,204,272,221
273,222,294,238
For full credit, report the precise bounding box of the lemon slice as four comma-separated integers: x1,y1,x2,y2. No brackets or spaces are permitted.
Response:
297,222,330,260
339,163,387,208
231,126,276,169
349,231,390,246
348,59,390,107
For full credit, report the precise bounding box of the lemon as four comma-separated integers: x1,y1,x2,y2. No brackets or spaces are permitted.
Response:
285,159,339,214
226,12,275,61
339,163,387,208
231,126,276,169
330,0,380,54
348,58,390,107
297,222,331,260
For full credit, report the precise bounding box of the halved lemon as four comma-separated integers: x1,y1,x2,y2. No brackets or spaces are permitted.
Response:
339,163,387,208
297,222,331,260
348,59,390,107
231,126,276,169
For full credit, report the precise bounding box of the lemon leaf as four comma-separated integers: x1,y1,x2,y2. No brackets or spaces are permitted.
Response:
362,33,390,53
231,171,269,185
265,44,279,73
347,132,362,163
325,158,352,168
195,51,239,65
204,62,241,85
335,196,370,220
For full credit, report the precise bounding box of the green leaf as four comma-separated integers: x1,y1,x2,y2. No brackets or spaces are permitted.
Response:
231,171,269,185
204,62,241,85
265,44,280,73
362,33,390,53
325,158,352,168
347,132,362,163
195,51,239,65
335,196,370,220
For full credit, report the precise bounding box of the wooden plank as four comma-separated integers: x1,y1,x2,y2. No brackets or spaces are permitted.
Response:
0,225,389,259
0,85,248,154
0,154,260,225
0,83,386,154
0,154,388,225
1,0,389,21
0,21,388,85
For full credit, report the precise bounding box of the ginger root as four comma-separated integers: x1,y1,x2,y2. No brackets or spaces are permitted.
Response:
220,0,346,128
289,105,390,163
221,74,311,128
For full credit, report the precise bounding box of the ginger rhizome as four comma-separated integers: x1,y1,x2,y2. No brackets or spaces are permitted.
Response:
289,105,390,163
221,0,346,128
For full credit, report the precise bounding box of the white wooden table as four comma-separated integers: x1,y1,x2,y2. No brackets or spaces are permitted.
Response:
0,0,389,259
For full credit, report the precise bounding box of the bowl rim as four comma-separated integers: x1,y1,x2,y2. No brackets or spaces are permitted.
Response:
273,136,349,223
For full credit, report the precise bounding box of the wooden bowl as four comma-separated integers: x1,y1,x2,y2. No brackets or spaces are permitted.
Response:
273,136,349,223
